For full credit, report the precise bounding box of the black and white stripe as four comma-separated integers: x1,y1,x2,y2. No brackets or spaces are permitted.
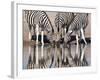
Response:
24,10,54,33
68,13,88,34
54,12,75,42
54,12,74,33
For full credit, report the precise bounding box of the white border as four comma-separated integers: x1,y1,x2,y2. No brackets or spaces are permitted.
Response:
11,1,97,78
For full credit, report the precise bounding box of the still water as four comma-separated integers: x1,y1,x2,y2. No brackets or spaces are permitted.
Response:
23,43,91,69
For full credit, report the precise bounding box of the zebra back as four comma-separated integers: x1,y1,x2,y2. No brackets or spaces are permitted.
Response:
24,10,54,34
68,13,88,33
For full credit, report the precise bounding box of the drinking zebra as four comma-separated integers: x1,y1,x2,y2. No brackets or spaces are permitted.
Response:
54,12,75,43
24,10,54,42
67,13,88,65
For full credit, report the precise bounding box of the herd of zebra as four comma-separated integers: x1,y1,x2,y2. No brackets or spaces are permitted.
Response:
23,10,91,69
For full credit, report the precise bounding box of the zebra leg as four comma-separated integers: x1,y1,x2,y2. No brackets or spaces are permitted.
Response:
80,28,87,64
29,31,31,41
80,45,87,62
76,33,79,57
74,33,79,65
80,28,87,45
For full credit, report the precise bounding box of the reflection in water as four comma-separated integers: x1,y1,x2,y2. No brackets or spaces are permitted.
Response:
23,11,91,69
23,43,91,69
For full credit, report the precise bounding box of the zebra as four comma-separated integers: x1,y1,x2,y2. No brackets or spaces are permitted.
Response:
24,10,54,42
54,12,75,66
67,13,89,65
54,12,75,43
